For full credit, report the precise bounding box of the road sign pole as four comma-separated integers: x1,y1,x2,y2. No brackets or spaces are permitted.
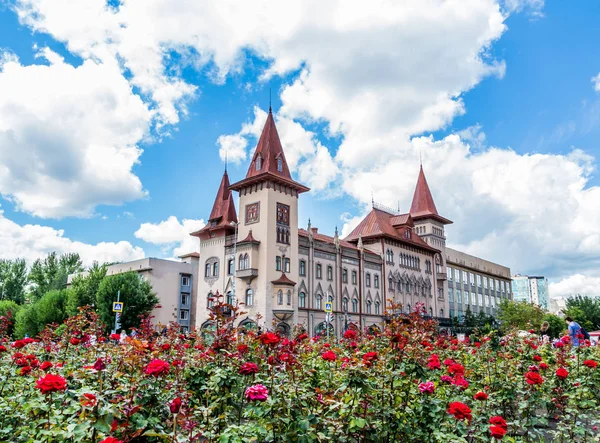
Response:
114,290,121,333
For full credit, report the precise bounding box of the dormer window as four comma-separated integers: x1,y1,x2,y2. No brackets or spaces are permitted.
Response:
277,157,283,172
255,155,262,171
405,229,411,239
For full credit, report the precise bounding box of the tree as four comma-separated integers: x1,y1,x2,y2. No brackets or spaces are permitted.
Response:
565,295,600,331
14,289,71,338
66,263,107,316
497,299,545,332
95,272,158,332
542,313,566,339
29,252,84,300
0,259,28,304
0,300,22,336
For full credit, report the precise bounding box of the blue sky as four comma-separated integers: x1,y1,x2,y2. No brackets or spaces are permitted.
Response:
1,0,600,298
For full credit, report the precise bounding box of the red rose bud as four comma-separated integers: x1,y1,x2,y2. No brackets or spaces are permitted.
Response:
169,397,182,414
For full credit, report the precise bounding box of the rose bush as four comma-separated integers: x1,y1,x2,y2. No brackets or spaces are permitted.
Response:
0,306,599,441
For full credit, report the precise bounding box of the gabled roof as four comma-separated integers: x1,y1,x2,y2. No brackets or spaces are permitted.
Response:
298,228,359,250
191,170,237,238
344,208,439,253
409,166,452,224
230,109,309,193
271,273,297,286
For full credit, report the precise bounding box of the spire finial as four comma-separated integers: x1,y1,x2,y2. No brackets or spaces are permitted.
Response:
371,191,374,207
419,148,422,168
269,88,272,113
225,150,228,172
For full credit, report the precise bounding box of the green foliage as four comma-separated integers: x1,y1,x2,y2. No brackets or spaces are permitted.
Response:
28,252,83,300
14,289,70,338
543,313,566,338
0,259,27,304
0,300,21,336
497,299,545,332
66,262,107,316
565,295,600,331
95,272,158,332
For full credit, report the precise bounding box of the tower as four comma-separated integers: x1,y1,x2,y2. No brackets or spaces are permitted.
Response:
409,165,452,316
229,109,310,333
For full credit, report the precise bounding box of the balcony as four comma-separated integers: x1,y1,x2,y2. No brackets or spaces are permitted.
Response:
237,268,258,282
273,307,294,321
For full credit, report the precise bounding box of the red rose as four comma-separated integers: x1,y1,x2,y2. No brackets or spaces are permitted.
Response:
524,371,544,385
474,391,489,401
362,352,378,367
161,343,171,351
447,401,472,421
556,367,569,380
93,358,106,371
322,350,337,361
258,332,280,346
0,345,7,352
296,333,309,341
40,361,53,371
20,366,32,376
490,425,507,439
239,362,260,375
539,362,549,370
584,359,598,369
99,438,123,443
343,329,357,339
70,338,81,345
533,355,542,362
237,344,249,354
489,415,508,429
110,333,120,341
169,397,182,414
80,393,97,407
448,363,465,375
35,373,67,394
144,359,170,376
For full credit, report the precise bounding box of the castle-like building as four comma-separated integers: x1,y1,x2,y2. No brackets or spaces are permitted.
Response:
193,109,513,336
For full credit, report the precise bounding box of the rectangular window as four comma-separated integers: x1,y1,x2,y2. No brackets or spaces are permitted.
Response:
450,309,455,319
449,287,454,302
179,310,189,320
213,262,219,277
228,259,234,275
470,273,475,286
299,260,306,276
204,263,211,277
447,267,453,281
181,275,190,286
374,275,379,288
327,266,333,281
456,290,462,304
478,293,483,306
316,264,322,279
284,258,291,273
276,256,282,271
366,273,371,287
181,293,190,306
352,270,357,285
343,269,348,283
477,275,482,287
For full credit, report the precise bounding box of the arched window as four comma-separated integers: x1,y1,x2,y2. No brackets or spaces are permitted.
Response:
299,260,306,276
352,270,357,285
397,281,402,292
205,263,211,277
207,292,214,308
277,290,283,305
374,275,379,288
366,273,371,287
388,278,393,290
276,256,282,271
316,264,322,279
375,301,381,315
226,291,234,306
327,265,333,281
342,297,348,312
315,294,322,310
228,259,234,275
440,309,444,317
299,291,306,308
245,288,253,306
406,303,411,313
213,262,219,277
343,268,348,283
244,254,249,270
366,300,372,314
405,281,410,293
287,290,291,306
352,298,358,313
256,155,262,170
429,307,433,317
277,157,283,172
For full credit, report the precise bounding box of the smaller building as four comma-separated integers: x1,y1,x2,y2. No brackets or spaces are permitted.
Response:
511,274,549,310
68,254,199,332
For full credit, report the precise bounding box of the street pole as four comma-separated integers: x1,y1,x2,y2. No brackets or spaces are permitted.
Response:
230,221,239,317
113,290,121,333
326,291,331,342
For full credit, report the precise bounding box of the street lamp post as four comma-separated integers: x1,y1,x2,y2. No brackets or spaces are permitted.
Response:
230,222,239,314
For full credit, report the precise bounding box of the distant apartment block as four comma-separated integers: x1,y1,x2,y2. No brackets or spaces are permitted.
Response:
446,248,513,321
511,274,549,310
68,254,199,332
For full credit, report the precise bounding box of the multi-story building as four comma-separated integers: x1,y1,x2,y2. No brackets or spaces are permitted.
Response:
68,254,199,331
446,249,513,320
194,109,512,336
512,274,549,310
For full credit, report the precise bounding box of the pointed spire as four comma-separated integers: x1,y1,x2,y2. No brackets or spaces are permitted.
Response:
244,109,292,180
208,170,238,224
224,150,228,172
409,165,439,218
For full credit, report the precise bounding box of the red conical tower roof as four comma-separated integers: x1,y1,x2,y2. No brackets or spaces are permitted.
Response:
191,170,238,239
230,109,309,193
409,166,452,225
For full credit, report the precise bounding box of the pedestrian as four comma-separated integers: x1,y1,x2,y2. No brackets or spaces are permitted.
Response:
119,329,128,344
565,316,582,347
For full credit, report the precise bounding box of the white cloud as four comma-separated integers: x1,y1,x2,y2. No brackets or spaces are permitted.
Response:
0,49,150,218
550,274,600,299
134,216,205,257
592,72,600,93
503,0,545,18
0,208,144,265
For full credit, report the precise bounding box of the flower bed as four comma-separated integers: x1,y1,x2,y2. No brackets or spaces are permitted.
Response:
0,309,599,442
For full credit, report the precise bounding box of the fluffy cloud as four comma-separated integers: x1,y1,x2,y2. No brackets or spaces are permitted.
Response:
503,0,545,18
134,216,205,258
592,73,600,92
0,208,144,265
550,274,600,299
0,49,150,218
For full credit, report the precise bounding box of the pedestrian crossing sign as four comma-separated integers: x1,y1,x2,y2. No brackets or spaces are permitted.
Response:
324,302,332,313
113,302,124,312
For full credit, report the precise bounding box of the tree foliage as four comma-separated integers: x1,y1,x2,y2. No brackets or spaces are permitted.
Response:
66,262,107,316
0,259,27,304
95,272,158,332
542,313,566,339
565,295,600,331
497,299,545,332
14,289,70,338
28,252,83,300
